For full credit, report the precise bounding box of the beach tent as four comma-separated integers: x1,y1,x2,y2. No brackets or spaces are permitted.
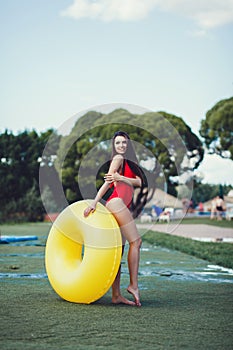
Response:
144,188,183,209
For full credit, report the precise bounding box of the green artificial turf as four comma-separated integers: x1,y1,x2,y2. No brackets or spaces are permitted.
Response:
172,217,233,228
142,230,233,269
0,222,233,349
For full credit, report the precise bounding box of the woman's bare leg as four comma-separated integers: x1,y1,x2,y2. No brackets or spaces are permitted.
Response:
112,245,135,305
111,261,136,306
126,238,142,306
106,198,142,306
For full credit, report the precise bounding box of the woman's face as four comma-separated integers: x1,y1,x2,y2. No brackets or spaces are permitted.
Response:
114,135,128,155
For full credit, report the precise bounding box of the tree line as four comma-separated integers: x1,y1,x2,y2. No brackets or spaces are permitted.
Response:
0,129,61,222
0,97,232,222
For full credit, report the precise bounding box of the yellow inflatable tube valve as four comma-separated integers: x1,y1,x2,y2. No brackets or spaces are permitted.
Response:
45,200,122,304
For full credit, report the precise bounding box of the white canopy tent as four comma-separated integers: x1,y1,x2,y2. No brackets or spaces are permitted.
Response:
144,188,183,210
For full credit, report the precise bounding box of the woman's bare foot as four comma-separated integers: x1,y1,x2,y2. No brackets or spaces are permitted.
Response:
112,294,136,306
127,286,141,307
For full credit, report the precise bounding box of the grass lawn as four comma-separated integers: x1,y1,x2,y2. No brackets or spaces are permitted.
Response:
136,216,233,268
1,219,233,268
172,216,233,228
0,222,233,349
1,278,233,350
142,230,233,269
135,216,233,228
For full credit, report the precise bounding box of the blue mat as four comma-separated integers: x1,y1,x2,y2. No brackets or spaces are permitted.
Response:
0,236,38,244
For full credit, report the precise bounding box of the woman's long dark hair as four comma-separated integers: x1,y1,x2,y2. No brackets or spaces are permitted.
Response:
111,131,146,187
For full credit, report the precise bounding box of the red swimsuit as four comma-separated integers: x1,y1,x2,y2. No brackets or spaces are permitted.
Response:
106,161,136,208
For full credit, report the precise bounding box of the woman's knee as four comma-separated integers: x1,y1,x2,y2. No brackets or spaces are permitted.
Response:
130,237,142,249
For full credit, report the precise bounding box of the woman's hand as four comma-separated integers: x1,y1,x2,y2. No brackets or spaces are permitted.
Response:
83,203,96,217
104,170,121,183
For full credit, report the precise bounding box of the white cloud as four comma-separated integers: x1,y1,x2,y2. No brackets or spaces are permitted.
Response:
198,153,233,185
61,0,156,21
160,0,233,35
159,0,233,28
61,0,233,32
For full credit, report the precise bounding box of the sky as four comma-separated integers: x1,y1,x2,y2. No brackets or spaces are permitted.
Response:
1,0,233,186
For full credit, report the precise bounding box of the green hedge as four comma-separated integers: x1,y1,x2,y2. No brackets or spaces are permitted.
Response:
142,230,233,268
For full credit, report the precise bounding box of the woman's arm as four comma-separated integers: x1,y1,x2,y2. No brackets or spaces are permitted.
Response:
105,155,142,187
83,181,110,217
118,174,141,188
105,172,141,188
105,155,142,188
83,155,123,217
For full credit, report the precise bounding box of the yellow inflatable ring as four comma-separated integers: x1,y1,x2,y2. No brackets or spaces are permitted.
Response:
45,200,122,304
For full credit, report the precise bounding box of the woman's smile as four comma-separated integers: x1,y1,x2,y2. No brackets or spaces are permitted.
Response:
114,135,128,154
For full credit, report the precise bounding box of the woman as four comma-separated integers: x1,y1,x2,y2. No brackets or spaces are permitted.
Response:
84,131,144,306
215,195,224,221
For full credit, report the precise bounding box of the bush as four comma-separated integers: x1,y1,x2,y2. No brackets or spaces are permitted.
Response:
0,184,44,223
143,230,233,268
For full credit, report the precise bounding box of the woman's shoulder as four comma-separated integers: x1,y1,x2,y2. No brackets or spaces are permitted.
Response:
112,154,124,162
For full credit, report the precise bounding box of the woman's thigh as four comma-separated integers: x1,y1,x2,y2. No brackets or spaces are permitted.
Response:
106,198,140,243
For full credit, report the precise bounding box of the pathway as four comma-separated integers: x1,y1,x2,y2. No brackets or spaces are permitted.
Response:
137,223,233,242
